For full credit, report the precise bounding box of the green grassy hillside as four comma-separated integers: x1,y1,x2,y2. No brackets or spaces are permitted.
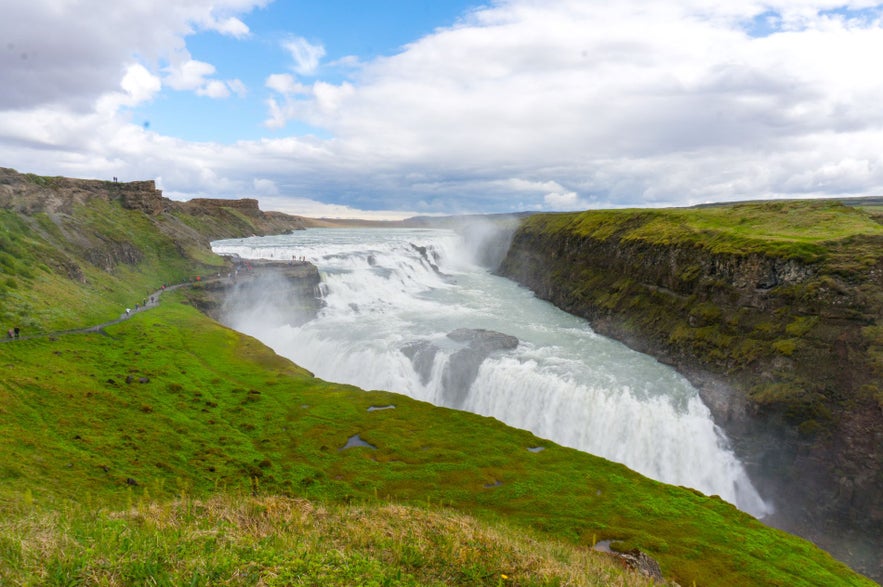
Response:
527,200,883,261
0,199,217,333
0,168,305,334
0,300,871,586
0,173,875,585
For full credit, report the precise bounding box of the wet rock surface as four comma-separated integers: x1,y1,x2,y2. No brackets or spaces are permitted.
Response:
400,340,440,385
442,329,518,409
400,328,519,409
196,260,323,327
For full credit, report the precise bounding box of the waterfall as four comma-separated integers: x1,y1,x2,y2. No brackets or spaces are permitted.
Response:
213,228,771,517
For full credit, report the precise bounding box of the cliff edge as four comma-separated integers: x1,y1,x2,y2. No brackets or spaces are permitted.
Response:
498,200,883,579
0,168,306,333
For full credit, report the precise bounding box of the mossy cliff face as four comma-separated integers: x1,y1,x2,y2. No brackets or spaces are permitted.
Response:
498,202,883,578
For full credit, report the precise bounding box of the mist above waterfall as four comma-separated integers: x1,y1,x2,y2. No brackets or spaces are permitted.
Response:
212,228,771,518
450,216,519,270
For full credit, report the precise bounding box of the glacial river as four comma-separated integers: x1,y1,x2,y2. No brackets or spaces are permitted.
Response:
213,227,771,517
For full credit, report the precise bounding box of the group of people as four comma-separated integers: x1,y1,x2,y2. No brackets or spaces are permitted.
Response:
6,327,20,338
125,294,157,317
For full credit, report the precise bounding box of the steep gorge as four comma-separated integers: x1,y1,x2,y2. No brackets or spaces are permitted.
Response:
497,203,883,579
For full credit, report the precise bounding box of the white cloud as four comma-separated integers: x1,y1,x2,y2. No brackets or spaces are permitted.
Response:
166,59,217,91
120,64,163,106
96,63,162,114
198,79,231,98
544,191,584,210
266,73,309,95
211,16,250,38
258,195,418,220
6,1,883,216
227,79,248,97
262,78,354,129
0,0,267,110
282,36,326,76
264,98,289,129
166,58,247,99
500,179,571,194
252,178,279,196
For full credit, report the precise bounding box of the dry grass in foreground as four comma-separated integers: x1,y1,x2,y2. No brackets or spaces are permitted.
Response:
1,494,663,586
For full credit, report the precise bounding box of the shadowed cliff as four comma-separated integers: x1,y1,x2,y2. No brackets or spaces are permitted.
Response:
498,201,883,580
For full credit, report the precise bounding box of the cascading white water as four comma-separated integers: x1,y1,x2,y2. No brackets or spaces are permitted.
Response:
213,227,771,517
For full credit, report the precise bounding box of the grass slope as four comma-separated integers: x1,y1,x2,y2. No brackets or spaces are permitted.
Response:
526,200,883,262
0,299,870,586
0,202,222,334
1,495,657,586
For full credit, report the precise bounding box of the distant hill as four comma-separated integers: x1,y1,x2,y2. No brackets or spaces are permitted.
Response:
296,211,535,229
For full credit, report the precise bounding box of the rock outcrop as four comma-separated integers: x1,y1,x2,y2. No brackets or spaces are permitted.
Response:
498,203,883,580
0,167,305,241
442,328,519,408
401,328,519,408
0,167,306,275
193,259,323,327
0,169,164,215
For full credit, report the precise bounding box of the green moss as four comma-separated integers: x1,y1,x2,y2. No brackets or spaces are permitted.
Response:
678,264,703,282
749,383,805,405
689,302,722,325
751,321,777,337
798,420,824,438
772,338,799,356
786,316,819,337
23,173,60,188
520,200,883,263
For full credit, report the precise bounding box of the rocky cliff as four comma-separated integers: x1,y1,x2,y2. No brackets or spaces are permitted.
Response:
498,201,883,580
0,167,305,241
0,168,307,333
187,259,323,328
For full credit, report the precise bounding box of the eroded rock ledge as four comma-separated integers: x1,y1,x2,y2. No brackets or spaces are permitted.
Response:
190,259,323,327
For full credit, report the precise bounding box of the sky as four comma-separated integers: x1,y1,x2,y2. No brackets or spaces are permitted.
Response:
3,1,883,219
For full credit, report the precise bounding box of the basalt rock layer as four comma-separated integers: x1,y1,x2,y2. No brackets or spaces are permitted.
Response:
0,167,305,245
192,259,323,327
498,201,883,580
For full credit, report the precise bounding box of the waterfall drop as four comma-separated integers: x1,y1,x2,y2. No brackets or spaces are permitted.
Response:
213,228,771,517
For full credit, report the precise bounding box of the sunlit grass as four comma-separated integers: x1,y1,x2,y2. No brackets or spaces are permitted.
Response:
0,301,870,586
1,190,878,586
1,495,656,586
525,200,883,262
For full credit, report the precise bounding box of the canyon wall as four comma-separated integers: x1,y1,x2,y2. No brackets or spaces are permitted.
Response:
497,204,883,579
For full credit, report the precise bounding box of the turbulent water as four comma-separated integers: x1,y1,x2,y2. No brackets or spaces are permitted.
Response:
213,227,771,517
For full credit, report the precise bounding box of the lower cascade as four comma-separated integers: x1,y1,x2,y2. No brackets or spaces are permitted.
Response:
213,227,772,518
